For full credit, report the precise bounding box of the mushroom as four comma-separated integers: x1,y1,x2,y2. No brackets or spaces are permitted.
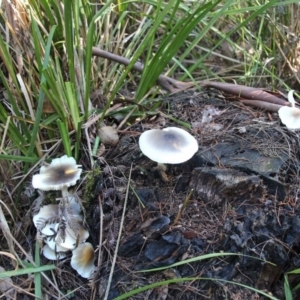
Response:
139,127,198,181
139,127,198,164
278,90,300,130
71,242,95,278
33,204,59,232
55,220,90,250
33,202,88,254
32,155,82,197
44,236,70,252
42,244,67,260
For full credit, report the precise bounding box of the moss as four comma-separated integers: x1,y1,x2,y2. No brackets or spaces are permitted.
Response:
82,167,102,208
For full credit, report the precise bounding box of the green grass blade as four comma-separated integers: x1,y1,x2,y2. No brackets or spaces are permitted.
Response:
84,0,114,120
284,274,293,300
64,0,75,85
140,252,274,272
34,242,42,299
26,23,57,163
0,155,42,163
115,277,279,300
57,119,72,156
74,120,82,161
0,265,55,279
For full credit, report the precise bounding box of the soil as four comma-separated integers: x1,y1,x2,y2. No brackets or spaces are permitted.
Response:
3,88,300,299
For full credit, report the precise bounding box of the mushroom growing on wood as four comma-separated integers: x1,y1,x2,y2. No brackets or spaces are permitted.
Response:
32,155,82,197
278,90,300,130
139,127,198,164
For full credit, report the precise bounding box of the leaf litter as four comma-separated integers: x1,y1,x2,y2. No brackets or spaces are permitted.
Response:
3,88,300,299
86,89,300,299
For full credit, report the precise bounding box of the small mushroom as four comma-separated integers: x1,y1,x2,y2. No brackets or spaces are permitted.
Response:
33,202,88,253
139,127,198,164
278,90,300,130
55,224,89,250
40,222,58,236
42,244,67,260
33,204,59,231
32,155,82,197
71,242,95,278
44,236,70,252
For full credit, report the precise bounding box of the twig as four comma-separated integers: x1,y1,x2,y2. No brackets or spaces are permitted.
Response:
173,189,194,226
201,81,291,107
92,47,291,112
240,100,283,112
92,47,193,93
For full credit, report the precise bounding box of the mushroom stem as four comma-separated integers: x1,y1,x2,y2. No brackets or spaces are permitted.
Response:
156,163,169,182
157,163,167,172
61,187,69,198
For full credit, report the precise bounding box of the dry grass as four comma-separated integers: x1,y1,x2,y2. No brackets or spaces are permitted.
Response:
1,1,300,299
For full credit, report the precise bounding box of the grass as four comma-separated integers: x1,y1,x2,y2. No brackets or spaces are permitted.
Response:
1,0,300,299
0,0,299,163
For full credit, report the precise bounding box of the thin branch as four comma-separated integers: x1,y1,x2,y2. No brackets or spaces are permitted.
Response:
92,47,193,93
92,47,290,112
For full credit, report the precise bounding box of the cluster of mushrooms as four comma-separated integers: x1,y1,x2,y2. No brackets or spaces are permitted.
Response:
31,127,199,278
32,93,298,278
32,156,95,278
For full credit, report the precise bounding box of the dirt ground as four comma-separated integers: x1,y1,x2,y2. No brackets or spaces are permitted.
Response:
83,89,300,299
3,88,300,299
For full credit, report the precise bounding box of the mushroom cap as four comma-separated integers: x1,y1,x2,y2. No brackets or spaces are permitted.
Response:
42,244,67,260
44,235,70,252
55,220,89,250
33,204,59,231
71,242,95,278
139,127,198,164
278,106,300,130
40,222,58,236
32,155,82,191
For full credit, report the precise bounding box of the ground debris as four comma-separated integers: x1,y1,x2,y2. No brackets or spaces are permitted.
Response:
190,167,263,206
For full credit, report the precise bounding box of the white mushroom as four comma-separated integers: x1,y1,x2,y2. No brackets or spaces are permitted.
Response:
32,155,82,197
55,220,90,250
42,244,67,260
139,127,198,164
278,90,300,130
71,242,95,278
40,222,58,236
33,204,59,231
44,236,70,252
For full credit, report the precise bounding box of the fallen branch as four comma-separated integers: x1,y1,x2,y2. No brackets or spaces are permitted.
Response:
201,81,290,107
240,100,284,112
92,47,193,92
92,47,291,112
